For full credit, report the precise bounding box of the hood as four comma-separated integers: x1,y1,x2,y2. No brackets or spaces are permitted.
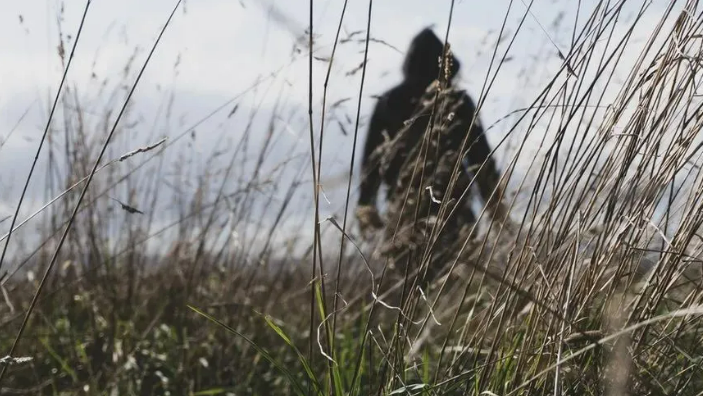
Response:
402,28,461,85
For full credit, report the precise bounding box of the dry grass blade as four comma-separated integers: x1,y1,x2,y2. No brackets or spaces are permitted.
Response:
0,0,183,383
2,0,703,394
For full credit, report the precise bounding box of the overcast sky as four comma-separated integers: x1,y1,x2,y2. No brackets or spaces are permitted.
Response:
0,0,678,256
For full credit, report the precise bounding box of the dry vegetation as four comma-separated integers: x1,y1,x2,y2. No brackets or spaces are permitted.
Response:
1,0,703,395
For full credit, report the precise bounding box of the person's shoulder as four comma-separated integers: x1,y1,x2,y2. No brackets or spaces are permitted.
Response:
370,84,400,105
446,86,477,109
384,83,413,101
444,84,471,99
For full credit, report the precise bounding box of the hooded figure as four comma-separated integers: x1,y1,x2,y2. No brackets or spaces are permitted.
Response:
356,28,507,282
357,28,460,209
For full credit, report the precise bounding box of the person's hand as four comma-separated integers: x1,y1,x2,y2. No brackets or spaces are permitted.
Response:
355,205,384,240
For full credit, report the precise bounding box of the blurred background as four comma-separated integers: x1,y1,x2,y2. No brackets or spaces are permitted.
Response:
1,1,702,394
0,0,672,260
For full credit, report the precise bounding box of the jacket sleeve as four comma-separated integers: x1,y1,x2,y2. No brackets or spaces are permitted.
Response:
358,96,388,207
457,95,507,219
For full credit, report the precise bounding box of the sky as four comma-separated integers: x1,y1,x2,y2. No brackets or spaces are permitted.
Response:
0,0,680,260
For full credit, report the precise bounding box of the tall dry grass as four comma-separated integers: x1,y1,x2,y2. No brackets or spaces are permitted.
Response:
0,0,702,395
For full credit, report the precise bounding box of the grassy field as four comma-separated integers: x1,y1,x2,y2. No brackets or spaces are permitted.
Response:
1,0,703,395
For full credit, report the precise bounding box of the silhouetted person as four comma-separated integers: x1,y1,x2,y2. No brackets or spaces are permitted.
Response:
356,28,507,282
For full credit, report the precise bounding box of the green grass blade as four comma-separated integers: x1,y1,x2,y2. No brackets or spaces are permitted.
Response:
40,337,78,383
313,279,345,396
260,313,324,395
191,388,229,395
187,305,310,396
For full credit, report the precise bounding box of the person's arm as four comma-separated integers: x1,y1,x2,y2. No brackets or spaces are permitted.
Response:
458,96,509,222
358,96,388,207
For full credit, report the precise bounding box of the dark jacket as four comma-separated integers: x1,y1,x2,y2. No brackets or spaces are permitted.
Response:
358,28,500,214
